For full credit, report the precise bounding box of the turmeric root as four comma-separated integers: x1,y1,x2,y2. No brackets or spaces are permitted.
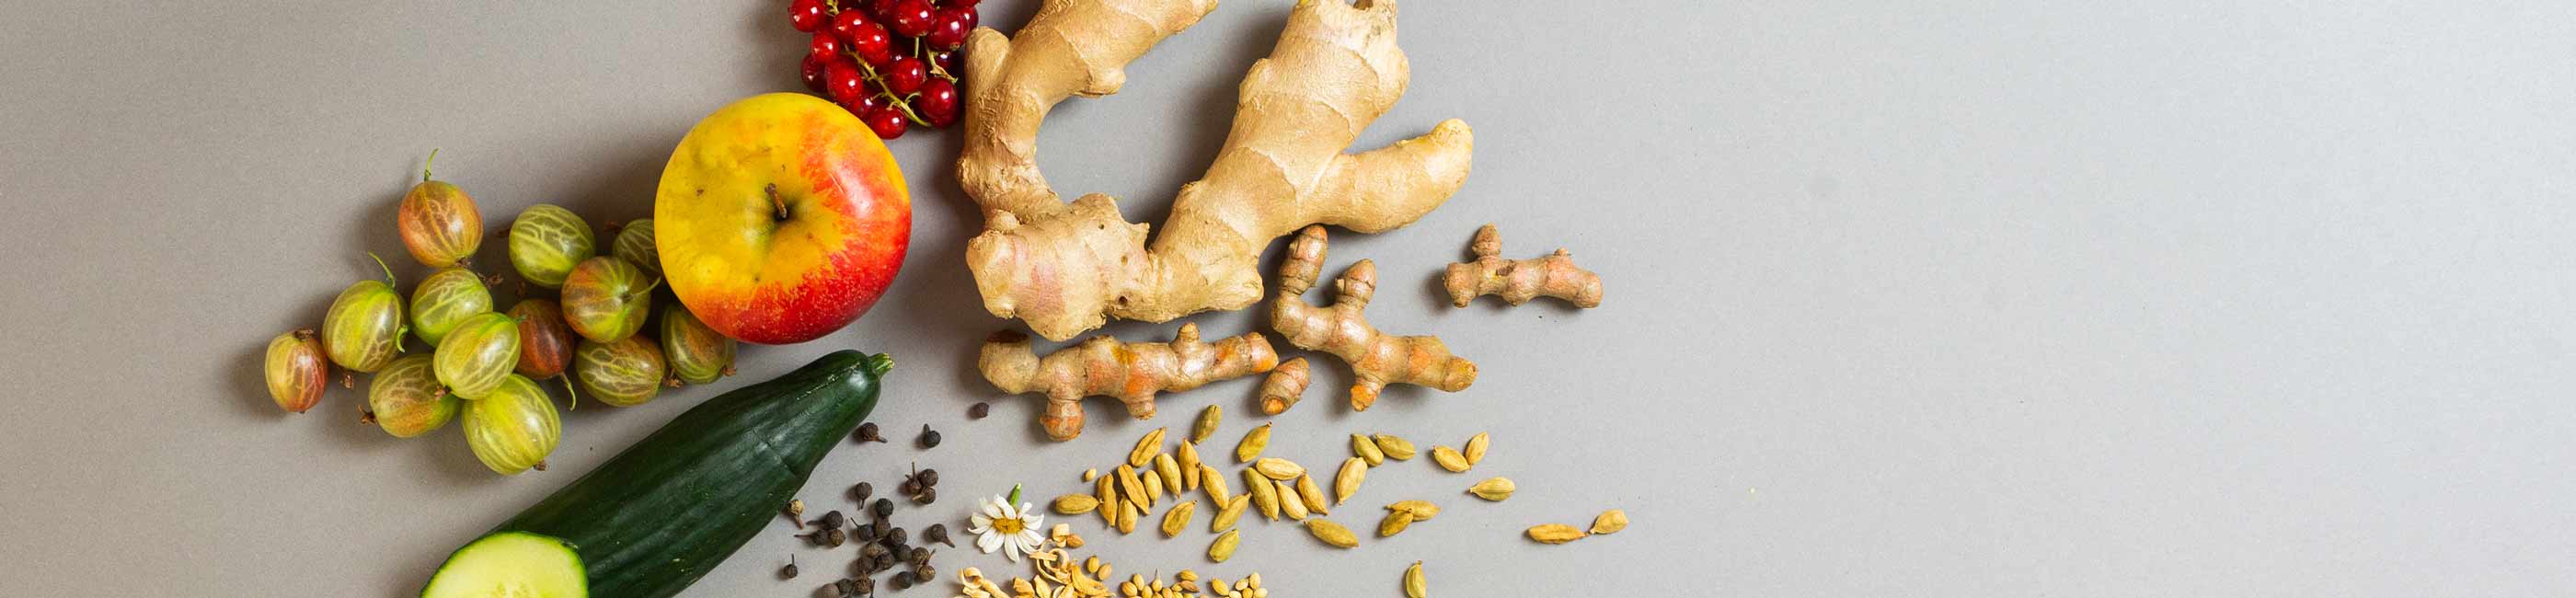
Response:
1443,224,1603,308
1270,225,1475,411
955,0,1474,341
981,323,1281,441
1259,357,1312,415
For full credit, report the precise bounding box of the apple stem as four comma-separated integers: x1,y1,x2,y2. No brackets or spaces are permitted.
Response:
766,184,790,221
423,148,440,182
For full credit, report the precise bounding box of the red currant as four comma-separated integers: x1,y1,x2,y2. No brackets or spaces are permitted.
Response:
829,9,873,40
809,31,845,61
846,23,895,66
801,53,831,94
914,78,960,128
825,59,869,105
789,0,828,32
887,0,936,37
882,56,927,95
925,8,972,51
932,51,959,75
865,106,910,139
847,91,887,116
868,0,901,20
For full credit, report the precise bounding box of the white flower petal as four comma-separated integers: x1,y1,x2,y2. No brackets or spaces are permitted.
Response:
971,513,994,530
1022,512,1045,528
977,529,1005,554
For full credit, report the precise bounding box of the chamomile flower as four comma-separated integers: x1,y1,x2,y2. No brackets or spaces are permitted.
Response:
969,485,1047,561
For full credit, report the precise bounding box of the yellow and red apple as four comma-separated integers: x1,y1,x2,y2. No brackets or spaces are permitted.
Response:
655,93,911,345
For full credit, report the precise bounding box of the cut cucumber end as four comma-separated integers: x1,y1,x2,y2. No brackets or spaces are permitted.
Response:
421,532,587,598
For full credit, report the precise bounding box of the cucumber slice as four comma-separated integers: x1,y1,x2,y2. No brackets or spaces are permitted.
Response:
421,532,586,598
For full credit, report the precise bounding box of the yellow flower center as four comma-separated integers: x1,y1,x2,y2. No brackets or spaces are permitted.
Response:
993,517,1025,535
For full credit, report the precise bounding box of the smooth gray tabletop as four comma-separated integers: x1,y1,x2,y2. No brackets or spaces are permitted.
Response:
5,1,2570,596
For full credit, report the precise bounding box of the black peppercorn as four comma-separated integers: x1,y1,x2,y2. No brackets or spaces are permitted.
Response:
914,563,937,581
780,555,799,579
860,542,889,558
836,579,857,594
852,575,875,595
882,526,907,546
817,510,845,530
917,468,938,487
871,498,894,518
854,422,885,443
908,546,932,565
918,424,940,448
891,571,915,590
913,487,936,504
854,523,879,541
825,528,847,547
850,481,872,501
921,523,952,547
968,402,991,419
897,478,922,497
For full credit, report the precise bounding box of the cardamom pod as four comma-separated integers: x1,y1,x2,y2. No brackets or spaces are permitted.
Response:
1253,457,1304,480
1155,453,1185,495
1201,463,1231,504
1192,405,1221,443
1177,442,1203,489
1466,477,1514,501
1116,465,1151,510
1053,493,1101,514
1333,457,1365,505
1590,509,1627,535
1208,529,1240,562
1430,445,1469,473
1304,519,1359,548
1246,467,1281,521
1161,500,1198,537
1129,427,1167,467
1352,433,1386,466
1372,433,1417,460
1377,511,1414,536
1462,431,1489,466
1525,523,1585,544
1276,479,1309,520
1294,474,1328,515
1095,477,1119,526
1236,423,1271,463
1388,500,1440,521
1403,561,1426,598
1141,467,1166,500
1212,494,1248,533
1115,500,1141,535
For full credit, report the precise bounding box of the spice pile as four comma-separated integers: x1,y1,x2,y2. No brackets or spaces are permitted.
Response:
955,549,1271,598
778,420,960,596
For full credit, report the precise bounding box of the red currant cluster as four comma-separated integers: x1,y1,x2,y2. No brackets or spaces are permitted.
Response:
790,0,979,140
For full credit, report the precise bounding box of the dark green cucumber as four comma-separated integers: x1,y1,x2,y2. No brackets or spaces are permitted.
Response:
423,350,891,598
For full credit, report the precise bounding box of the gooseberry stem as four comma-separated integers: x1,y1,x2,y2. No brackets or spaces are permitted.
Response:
423,148,440,182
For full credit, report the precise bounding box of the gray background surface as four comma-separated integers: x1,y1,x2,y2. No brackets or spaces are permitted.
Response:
3,1,2570,595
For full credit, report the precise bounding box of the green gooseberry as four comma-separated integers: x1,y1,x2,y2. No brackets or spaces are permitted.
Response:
434,312,520,399
611,218,660,274
660,303,735,385
463,374,562,475
322,253,407,373
367,355,457,438
409,267,493,347
509,204,595,288
574,335,665,408
561,256,658,342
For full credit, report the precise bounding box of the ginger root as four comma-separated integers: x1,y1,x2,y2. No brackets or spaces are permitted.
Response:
1258,357,1312,415
1270,225,1475,411
956,0,1474,341
981,323,1280,441
1443,224,1603,308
